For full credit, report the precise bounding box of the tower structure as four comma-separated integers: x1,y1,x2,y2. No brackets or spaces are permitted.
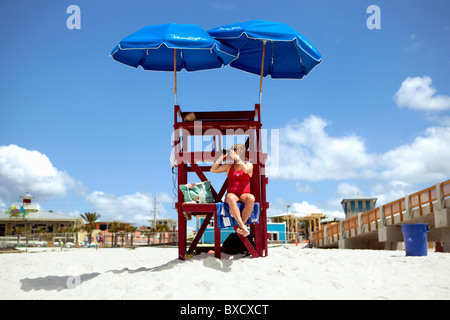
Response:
173,104,269,260
341,196,377,219
19,192,38,212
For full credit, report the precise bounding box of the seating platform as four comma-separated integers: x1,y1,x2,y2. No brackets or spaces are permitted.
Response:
176,203,260,259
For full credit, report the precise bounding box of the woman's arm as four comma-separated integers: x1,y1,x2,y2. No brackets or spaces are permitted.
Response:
210,154,229,173
238,160,253,177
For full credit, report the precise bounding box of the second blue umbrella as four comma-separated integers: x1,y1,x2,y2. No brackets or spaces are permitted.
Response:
208,20,322,104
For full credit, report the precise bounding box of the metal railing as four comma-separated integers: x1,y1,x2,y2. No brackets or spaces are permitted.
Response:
0,232,179,248
0,233,77,248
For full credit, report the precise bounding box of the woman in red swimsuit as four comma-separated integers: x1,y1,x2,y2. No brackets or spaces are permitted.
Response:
210,144,254,237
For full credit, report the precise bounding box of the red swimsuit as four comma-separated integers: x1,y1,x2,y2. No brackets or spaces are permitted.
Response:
227,163,251,197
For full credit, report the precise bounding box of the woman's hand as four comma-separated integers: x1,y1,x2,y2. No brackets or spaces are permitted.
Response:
229,149,240,162
230,150,253,177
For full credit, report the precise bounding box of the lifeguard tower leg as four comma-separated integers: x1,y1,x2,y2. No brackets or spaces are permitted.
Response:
214,209,221,258
178,211,187,260
177,159,187,260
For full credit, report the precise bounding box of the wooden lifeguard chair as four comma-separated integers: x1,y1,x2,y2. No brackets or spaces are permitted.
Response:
173,104,269,260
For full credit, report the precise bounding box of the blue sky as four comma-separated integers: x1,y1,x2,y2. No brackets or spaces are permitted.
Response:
1,0,449,229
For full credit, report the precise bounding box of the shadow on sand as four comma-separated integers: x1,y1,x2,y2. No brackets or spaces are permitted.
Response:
19,252,245,292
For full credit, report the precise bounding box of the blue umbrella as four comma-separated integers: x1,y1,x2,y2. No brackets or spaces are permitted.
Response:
111,23,237,105
208,20,322,104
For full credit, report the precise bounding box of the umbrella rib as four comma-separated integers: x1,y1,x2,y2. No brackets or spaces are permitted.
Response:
293,39,311,77
269,40,274,75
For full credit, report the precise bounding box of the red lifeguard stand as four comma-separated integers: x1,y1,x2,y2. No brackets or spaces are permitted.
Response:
173,104,269,260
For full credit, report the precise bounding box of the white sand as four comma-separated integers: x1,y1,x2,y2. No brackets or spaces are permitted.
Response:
1,245,449,300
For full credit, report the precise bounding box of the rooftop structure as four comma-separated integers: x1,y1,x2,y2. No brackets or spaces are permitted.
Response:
341,196,377,219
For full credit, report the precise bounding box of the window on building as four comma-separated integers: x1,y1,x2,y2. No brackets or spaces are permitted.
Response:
351,201,355,212
268,232,279,241
366,201,371,211
358,201,363,212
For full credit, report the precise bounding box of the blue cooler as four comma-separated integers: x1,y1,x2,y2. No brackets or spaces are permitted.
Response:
401,223,430,256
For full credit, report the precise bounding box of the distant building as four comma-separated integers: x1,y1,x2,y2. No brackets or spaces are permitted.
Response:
270,212,326,242
92,220,135,231
0,193,80,236
341,196,377,219
150,219,177,231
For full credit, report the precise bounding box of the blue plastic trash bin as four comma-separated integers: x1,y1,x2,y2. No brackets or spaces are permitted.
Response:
401,223,430,256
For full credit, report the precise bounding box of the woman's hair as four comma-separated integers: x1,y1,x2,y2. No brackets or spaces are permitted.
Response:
231,144,247,161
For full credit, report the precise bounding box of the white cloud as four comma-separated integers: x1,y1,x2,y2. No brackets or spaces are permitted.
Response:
0,144,75,201
295,182,315,194
380,126,450,183
268,197,344,220
0,144,175,226
269,115,376,181
291,201,344,219
268,112,450,187
290,201,323,215
267,109,450,218
371,181,414,206
404,34,424,52
85,191,173,224
394,76,450,112
335,182,363,198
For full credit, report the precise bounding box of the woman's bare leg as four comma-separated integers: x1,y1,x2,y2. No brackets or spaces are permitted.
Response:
225,193,250,237
240,193,255,226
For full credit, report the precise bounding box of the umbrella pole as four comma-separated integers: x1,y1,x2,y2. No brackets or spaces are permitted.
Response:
174,48,177,105
259,40,267,105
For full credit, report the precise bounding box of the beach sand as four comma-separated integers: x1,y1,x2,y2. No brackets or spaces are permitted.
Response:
1,245,449,300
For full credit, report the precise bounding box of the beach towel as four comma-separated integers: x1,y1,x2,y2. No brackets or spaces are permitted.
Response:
215,202,260,229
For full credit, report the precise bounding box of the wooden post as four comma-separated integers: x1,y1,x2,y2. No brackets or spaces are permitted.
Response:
174,48,177,105
436,183,444,210
177,161,186,260
259,40,267,105
214,210,221,259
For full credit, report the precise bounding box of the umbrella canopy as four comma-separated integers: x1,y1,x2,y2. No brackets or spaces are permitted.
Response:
111,23,237,104
208,20,322,79
208,20,322,104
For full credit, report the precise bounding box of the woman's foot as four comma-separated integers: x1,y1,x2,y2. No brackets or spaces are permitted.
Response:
236,227,250,237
